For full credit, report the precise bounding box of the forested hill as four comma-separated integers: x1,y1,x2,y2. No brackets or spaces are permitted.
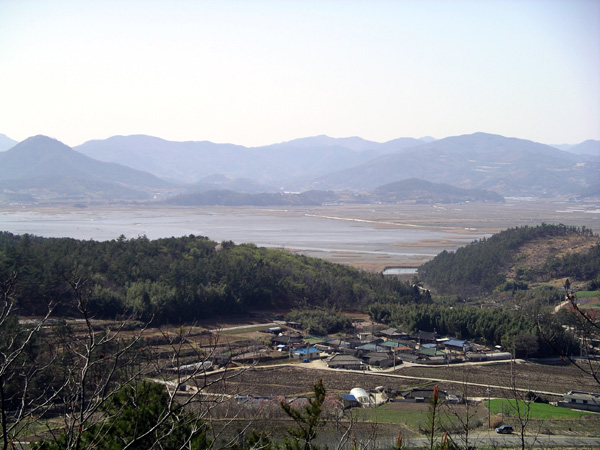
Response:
0,232,427,323
373,178,504,203
418,224,600,297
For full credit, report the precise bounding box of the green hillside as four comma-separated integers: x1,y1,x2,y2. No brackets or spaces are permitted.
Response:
0,232,426,323
418,223,600,297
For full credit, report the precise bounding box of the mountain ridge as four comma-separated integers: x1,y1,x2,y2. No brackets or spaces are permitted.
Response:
1,132,598,202
309,133,599,197
75,133,428,185
0,133,18,152
0,135,173,201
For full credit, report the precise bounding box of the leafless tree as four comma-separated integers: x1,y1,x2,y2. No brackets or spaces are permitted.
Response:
496,357,542,450
0,272,58,450
34,278,156,449
145,324,257,448
338,408,378,450
0,274,256,450
440,367,482,450
426,385,441,450
543,280,600,386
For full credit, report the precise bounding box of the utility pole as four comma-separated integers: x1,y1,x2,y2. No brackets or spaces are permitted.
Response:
487,384,491,430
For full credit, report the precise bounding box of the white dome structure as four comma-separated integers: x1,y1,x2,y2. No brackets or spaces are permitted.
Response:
350,388,372,406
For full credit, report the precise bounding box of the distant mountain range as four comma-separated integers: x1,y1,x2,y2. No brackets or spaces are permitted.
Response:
0,132,598,203
551,139,600,156
73,134,427,185
310,133,600,197
0,136,173,202
567,140,600,156
0,134,18,152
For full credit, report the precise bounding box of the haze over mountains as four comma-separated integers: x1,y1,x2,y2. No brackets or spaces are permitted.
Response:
310,133,600,197
0,134,18,152
0,136,172,202
74,134,428,185
0,132,598,204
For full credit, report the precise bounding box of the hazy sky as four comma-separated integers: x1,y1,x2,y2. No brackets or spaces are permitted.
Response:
1,0,599,147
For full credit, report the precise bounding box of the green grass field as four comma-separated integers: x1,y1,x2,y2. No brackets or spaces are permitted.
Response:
486,399,592,419
575,290,600,299
354,404,428,428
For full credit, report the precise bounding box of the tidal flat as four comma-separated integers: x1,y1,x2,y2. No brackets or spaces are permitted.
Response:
0,200,598,272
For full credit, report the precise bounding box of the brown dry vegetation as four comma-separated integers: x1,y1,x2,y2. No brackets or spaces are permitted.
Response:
507,234,599,284
199,362,600,444
203,365,425,397
395,361,600,399
200,360,600,401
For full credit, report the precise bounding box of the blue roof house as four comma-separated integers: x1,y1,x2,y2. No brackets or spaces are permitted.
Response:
444,339,473,353
292,347,321,360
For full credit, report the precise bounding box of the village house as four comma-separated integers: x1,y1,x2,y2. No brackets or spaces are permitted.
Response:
357,332,374,341
270,334,304,350
265,326,283,334
314,338,350,353
402,388,448,402
356,342,387,353
442,339,474,355
292,347,321,360
378,327,406,340
416,347,447,365
380,341,400,350
411,330,439,346
558,391,600,412
346,338,366,349
397,353,421,364
394,345,413,354
339,393,362,409
326,354,367,370
363,352,400,368
394,339,418,349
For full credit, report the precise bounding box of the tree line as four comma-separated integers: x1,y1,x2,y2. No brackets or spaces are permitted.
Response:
368,301,576,357
0,276,342,449
0,232,426,323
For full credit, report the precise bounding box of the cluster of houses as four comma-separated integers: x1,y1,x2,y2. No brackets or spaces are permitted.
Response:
184,325,599,414
268,325,513,369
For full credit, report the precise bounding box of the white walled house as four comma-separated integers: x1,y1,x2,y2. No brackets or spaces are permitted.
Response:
558,391,600,412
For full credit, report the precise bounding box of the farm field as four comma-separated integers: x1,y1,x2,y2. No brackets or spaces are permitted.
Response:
394,362,600,398
200,360,600,401
42,313,600,446
200,363,600,445
188,319,600,444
